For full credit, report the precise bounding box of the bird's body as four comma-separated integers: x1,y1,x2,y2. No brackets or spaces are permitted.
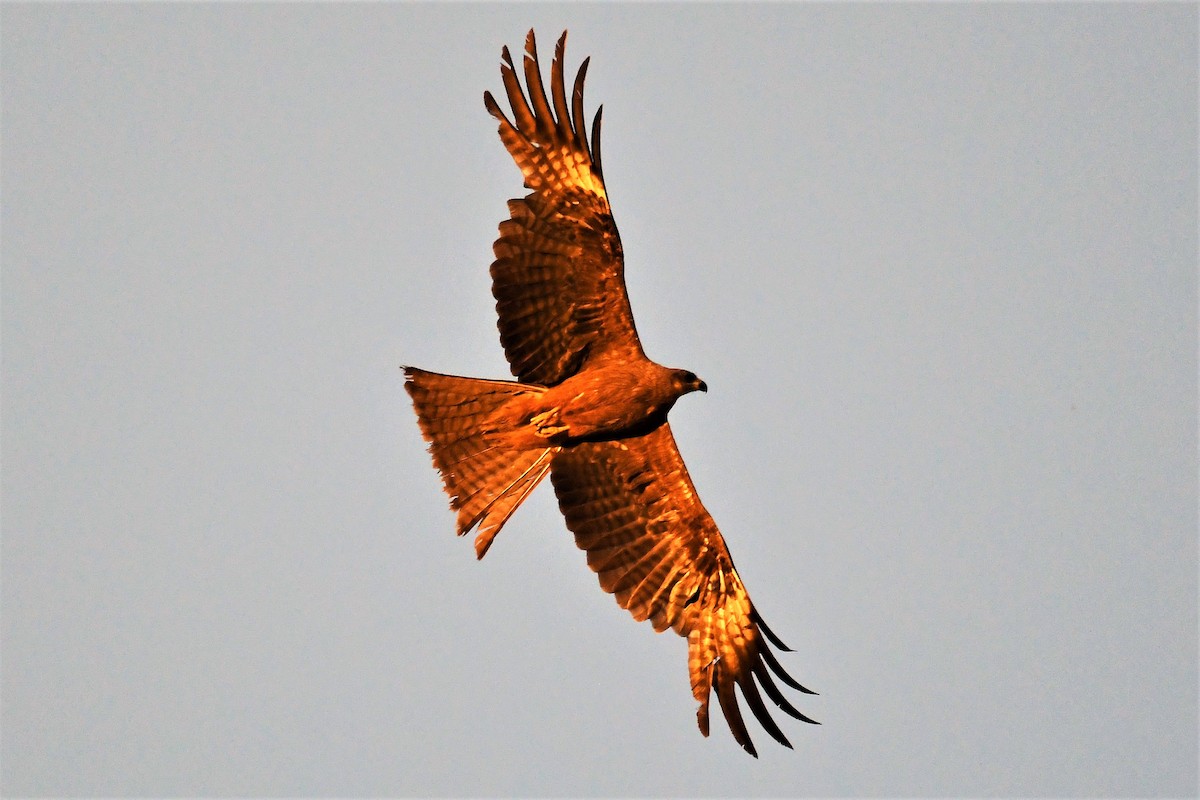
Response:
498,361,705,446
404,30,817,757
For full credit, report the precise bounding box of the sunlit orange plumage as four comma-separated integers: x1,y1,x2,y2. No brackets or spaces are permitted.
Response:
404,29,817,756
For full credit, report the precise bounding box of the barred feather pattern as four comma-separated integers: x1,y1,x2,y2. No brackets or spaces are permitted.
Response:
403,367,557,558
550,425,819,757
485,30,643,387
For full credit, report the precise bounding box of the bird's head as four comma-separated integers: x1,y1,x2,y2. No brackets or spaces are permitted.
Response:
671,368,708,396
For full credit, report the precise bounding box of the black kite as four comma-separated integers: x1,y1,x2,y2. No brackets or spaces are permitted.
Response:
404,30,818,757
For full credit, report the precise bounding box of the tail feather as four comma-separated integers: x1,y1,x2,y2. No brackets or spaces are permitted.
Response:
466,448,555,558
403,367,556,556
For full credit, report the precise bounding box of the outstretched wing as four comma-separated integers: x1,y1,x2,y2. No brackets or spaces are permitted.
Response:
549,425,819,757
485,30,644,387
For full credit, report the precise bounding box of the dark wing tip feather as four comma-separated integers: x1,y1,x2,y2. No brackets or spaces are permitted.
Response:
751,659,818,725
714,669,758,758
591,105,604,180
738,675,794,750
483,90,504,120
521,31,552,126
570,57,591,152
549,32,572,137
758,636,818,695
751,608,794,652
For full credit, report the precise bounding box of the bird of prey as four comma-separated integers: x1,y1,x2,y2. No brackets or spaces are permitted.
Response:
404,29,817,757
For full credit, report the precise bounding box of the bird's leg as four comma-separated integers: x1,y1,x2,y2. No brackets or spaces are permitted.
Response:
530,407,569,439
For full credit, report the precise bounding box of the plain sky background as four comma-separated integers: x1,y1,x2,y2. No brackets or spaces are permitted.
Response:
2,3,1196,797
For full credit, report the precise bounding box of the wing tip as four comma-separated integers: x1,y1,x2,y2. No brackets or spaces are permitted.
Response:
759,633,818,695
751,607,795,652
691,616,819,754
483,89,499,113
489,29,608,194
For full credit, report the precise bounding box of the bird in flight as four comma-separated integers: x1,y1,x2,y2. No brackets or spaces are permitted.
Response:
404,29,817,757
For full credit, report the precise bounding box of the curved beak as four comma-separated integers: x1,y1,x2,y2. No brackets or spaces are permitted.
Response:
697,379,708,393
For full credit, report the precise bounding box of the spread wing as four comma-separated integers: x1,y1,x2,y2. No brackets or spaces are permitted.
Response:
549,425,819,757
485,30,644,387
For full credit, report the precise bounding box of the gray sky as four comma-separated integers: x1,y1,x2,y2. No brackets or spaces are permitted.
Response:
2,4,1196,797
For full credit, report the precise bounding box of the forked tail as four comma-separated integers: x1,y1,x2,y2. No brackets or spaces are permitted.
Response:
403,366,556,558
